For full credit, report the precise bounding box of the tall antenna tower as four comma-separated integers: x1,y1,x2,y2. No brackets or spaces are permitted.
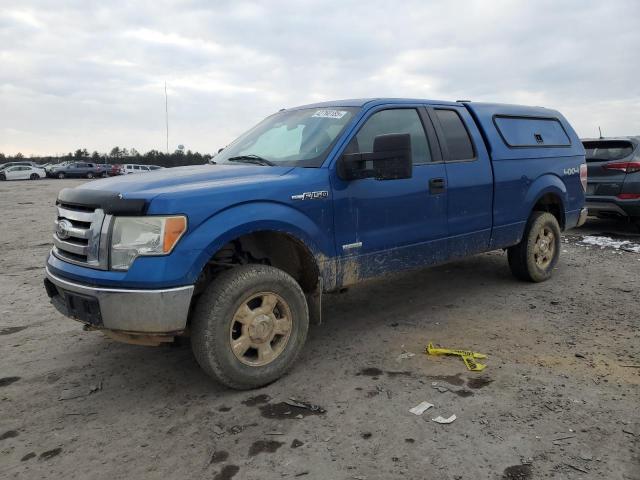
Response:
165,82,169,154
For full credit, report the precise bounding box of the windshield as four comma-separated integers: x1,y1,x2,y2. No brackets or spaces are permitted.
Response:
215,107,359,167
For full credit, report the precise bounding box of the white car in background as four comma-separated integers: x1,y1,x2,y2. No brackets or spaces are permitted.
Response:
121,164,166,174
121,164,150,174
0,165,47,181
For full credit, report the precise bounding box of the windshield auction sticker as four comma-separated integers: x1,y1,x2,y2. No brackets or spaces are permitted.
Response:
312,109,348,119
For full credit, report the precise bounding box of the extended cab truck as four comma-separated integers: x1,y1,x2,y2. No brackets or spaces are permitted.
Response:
44,98,587,389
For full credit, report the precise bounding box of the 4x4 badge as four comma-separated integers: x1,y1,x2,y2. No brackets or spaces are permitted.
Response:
291,191,329,201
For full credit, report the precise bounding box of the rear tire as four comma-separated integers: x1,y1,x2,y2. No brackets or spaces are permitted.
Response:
191,264,309,390
0,174,5,181
508,212,561,282
86,172,94,179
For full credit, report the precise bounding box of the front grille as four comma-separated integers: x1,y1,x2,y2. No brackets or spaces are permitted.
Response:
53,202,111,269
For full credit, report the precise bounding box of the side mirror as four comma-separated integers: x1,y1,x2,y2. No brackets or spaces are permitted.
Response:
338,133,412,181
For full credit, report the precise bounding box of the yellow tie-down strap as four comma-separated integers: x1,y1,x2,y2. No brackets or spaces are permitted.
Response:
426,343,487,372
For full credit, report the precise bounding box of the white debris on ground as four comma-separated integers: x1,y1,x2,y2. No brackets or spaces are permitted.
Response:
432,414,457,424
580,235,640,253
409,401,434,416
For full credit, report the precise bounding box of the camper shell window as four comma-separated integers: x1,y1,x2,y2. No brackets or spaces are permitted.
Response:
494,115,571,148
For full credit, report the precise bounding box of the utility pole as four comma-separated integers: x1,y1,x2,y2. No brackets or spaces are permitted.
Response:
598,126,603,139
165,82,169,154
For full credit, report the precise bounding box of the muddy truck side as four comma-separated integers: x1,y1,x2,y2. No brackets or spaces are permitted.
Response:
44,98,587,389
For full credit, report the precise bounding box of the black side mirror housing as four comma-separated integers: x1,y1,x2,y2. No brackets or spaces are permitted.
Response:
338,133,412,181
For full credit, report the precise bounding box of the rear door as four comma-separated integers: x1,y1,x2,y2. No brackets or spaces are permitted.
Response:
18,166,31,179
583,140,637,197
427,106,493,259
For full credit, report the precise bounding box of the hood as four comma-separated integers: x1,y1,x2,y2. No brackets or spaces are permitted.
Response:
79,164,294,199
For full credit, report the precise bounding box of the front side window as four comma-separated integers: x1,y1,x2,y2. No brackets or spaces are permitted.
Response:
434,109,475,161
346,109,431,164
215,107,358,167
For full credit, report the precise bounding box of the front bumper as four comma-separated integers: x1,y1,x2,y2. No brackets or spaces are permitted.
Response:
44,267,194,334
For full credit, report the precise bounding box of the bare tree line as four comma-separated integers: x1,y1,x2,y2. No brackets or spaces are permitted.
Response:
1,147,214,167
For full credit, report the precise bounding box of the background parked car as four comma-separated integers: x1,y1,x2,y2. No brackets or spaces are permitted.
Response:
48,162,104,179
582,136,640,229
0,161,40,171
148,165,165,171
122,164,152,174
44,162,67,175
97,164,111,177
0,165,46,180
108,164,124,176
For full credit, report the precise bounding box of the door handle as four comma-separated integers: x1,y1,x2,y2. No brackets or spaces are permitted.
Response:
429,177,446,194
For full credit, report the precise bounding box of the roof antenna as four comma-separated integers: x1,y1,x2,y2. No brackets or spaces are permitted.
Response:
598,126,603,139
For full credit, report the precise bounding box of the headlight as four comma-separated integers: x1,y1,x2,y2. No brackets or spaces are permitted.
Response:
110,216,187,270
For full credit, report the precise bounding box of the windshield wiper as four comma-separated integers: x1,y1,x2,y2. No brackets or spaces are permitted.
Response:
227,155,275,166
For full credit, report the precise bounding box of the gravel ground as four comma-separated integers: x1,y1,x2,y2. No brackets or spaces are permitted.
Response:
0,178,638,480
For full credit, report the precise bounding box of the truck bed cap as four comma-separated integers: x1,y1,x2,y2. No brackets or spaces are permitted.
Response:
463,102,584,160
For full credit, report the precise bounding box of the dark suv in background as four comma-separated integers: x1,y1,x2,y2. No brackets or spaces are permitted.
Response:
48,162,105,179
582,137,640,229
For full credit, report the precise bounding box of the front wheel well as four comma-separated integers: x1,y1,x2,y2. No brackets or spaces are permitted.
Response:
201,231,320,294
532,193,565,230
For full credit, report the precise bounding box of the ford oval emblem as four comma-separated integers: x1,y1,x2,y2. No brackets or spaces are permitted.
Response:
56,219,73,240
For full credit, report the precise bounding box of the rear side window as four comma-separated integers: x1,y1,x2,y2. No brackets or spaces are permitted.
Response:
434,109,475,161
494,116,570,147
582,140,635,162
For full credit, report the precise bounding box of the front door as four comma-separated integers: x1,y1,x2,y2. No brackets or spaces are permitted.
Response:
331,107,448,285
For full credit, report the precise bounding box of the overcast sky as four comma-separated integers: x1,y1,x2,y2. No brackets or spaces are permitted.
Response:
1,0,639,156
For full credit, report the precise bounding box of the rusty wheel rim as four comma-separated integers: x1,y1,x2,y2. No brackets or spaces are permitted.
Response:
533,226,556,269
229,292,293,367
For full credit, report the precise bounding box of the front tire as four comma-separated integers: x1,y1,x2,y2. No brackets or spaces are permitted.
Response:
508,211,561,282
30,173,39,180
191,264,309,390
57,172,65,179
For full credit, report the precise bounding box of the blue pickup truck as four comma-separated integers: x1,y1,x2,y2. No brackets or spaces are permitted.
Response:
44,98,587,389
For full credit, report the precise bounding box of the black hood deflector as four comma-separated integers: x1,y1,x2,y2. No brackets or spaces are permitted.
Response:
57,188,147,215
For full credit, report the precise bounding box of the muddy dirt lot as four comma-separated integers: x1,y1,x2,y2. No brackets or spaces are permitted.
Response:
1,179,638,480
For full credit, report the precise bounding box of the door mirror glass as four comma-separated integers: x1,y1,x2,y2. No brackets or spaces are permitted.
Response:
338,133,412,181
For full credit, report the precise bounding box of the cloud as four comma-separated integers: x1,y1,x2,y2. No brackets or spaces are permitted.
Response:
0,0,639,155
